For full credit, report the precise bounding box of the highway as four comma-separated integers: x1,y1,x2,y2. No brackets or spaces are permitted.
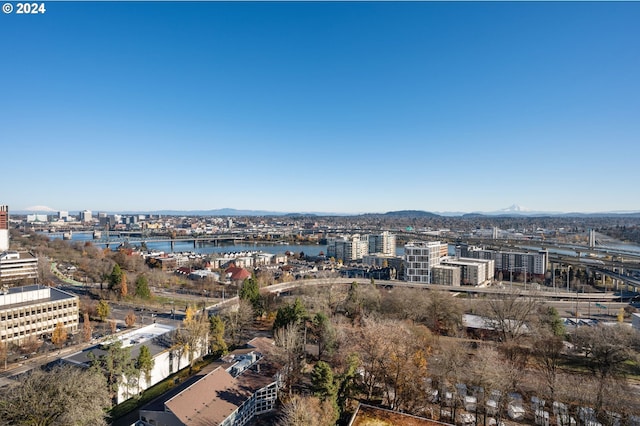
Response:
204,277,619,312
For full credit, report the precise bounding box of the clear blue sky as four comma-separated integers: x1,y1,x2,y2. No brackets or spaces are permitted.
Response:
2,2,639,214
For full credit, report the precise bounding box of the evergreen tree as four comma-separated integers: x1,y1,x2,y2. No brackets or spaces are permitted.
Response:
273,298,307,331
135,274,151,299
136,345,154,387
89,340,132,404
312,312,336,359
311,361,336,401
109,264,124,291
542,306,566,337
336,353,360,411
239,276,262,315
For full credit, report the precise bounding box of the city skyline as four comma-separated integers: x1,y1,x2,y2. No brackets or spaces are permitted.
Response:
2,2,639,214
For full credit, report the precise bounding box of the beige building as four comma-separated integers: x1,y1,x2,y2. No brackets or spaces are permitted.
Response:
0,284,79,345
431,265,461,287
441,257,494,286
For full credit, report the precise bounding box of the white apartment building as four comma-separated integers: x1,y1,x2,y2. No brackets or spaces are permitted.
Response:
368,231,396,256
64,323,208,404
80,210,92,223
327,234,369,262
26,214,48,223
0,251,39,285
404,241,448,284
0,284,79,345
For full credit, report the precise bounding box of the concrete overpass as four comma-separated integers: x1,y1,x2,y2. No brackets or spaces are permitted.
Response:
204,277,619,312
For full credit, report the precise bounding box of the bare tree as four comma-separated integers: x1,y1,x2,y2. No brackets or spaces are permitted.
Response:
220,299,254,346
273,323,304,394
278,394,337,426
571,324,638,415
182,306,209,366
124,310,137,328
423,290,463,335
531,331,565,401
83,312,93,342
482,290,538,343
0,365,110,426
380,323,432,412
430,339,471,420
19,336,42,355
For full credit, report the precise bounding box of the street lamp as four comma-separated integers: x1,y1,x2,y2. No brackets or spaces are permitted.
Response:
566,265,571,292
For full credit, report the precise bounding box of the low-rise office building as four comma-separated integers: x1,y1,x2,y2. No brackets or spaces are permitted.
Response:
442,258,487,285
443,257,495,285
362,253,403,270
456,244,547,278
64,323,208,404
431,265,461,287
0,251,39,285
0,284,79,346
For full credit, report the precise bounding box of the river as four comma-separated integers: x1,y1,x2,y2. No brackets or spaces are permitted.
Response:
43,231,328,257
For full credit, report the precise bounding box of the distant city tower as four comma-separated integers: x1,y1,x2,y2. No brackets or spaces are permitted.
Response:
80,210,92,223
0,205,9,251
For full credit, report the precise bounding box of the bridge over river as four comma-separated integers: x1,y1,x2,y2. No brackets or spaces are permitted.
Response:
47,231,246,249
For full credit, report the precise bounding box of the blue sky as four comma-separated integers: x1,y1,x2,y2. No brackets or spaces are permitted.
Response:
2,2,639,214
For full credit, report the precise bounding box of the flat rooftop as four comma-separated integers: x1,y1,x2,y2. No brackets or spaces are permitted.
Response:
64,323,176,365
0,251,37,261
0,285,77,311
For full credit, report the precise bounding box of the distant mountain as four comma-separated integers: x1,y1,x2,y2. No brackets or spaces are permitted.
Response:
473,204,563,217
22,205,57,213
501,204,529,213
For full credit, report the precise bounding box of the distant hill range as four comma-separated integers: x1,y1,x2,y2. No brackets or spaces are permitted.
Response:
11,206,640,218
380,210,441,218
